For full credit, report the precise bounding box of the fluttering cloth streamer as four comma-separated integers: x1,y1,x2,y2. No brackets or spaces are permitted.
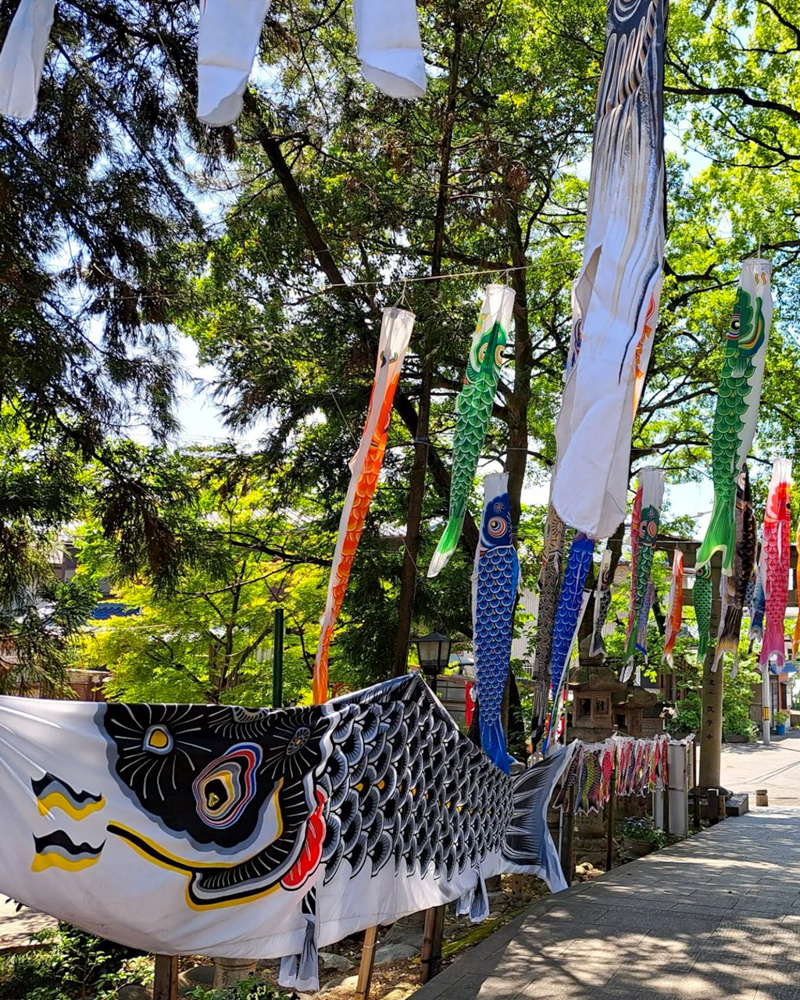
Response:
353,0,426,99
697,259,773,574
550,0,666,538
472,474,519,773
635,580,655,657
0,0,427,126
542,533,595,754
531,504,566,747
794,526,800,662
314,307,414,703
760,457,792,668
748,556,766,650
694,563,712,663
589,547,614,659
662,550,683,666
428,285,516,577
715,467,756,672
624,468,665,675
197,0,273,126
0,0,54,118
0,675,573,987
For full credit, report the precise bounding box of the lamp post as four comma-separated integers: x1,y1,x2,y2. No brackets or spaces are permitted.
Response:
411,631,452,695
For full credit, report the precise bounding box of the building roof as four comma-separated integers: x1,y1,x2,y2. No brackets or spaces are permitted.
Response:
90,602,140,621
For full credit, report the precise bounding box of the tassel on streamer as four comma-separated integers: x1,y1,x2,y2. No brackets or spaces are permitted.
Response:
278,890,319,993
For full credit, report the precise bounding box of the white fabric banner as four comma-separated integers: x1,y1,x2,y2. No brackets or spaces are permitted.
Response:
353,0,426,99
0,675,570,983
0,0,55,119
197,0,273,126
550,0,666,538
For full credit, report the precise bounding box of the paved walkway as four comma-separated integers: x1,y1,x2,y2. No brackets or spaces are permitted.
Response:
413,808,800,1000
0,896,56,952
723,729,800,804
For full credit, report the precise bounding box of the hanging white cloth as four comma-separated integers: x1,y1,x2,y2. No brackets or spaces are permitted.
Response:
0,0,55,119
352,0,426,99
197,0,273,126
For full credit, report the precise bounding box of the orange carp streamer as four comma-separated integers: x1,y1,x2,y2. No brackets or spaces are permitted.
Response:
313,308,415,703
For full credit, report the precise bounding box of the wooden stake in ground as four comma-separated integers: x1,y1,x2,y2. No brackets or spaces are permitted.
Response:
153,955,178,1000
420,905,446,984
355,925,379,1000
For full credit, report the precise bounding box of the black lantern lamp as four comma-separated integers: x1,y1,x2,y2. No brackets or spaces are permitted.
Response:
411,630,452,694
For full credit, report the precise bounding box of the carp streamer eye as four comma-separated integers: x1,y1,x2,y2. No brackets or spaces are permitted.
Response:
287,726,311,756
494,344,504,367
143,725,173,755
729,315,740,337
192,743,261,828
488,516,507,538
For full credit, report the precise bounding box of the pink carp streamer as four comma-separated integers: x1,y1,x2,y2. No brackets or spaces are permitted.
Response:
663,550,684,666
314,308,414,703
759,457,792,669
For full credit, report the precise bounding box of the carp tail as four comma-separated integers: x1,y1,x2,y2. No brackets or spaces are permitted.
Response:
715,606,743,670
502,743,573,892
697,492,737,575
760,620,785,669
427,514,465,578
479,716,511,774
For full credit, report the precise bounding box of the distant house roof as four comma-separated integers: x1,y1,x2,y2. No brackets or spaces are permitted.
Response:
90,602,140,621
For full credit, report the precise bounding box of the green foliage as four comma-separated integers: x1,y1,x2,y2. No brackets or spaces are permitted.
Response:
774,711,789,727
0,923,145,1000
619,816,668,849
78,446,327,704
184,978,296,1000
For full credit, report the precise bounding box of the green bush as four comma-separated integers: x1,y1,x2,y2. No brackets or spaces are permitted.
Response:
185,978,297,1000
619,816,668,849
0,923,146,1000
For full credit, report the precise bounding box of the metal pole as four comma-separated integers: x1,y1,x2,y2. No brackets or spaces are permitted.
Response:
762,665,771,746
273,608,284,709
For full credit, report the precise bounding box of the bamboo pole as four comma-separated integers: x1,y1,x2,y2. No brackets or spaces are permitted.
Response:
354,925,379,1000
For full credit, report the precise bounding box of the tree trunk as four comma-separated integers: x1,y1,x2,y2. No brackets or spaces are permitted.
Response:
504,203,532,535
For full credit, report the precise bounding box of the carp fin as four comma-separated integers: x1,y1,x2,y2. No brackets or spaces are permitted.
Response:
427,513,465,577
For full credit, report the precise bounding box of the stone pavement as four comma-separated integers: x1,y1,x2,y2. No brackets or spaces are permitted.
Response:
0,896,56,952
723,729,800,804
412,808,800,1000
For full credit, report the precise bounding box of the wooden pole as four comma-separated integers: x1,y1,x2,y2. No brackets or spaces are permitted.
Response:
692,740,701,830
153,956,178,1000
699,554,724,790
355,925,379,1000
605,761,616,871
561,782,576,886
420,905,446,984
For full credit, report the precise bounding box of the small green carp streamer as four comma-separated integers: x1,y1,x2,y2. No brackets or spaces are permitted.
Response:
694,563,713,663
428,284,515,578
697,259,772,575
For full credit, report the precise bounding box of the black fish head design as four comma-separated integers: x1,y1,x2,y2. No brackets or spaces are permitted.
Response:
100,701,341,906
